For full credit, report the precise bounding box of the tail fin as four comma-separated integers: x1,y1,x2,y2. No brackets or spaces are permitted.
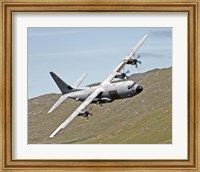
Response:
50,72,73,94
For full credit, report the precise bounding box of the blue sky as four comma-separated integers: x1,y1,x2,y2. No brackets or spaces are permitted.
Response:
28,27,172,98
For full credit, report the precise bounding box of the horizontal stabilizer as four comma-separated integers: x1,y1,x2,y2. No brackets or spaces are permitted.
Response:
73,73,88,88
49,87,104,138
48,94,69,113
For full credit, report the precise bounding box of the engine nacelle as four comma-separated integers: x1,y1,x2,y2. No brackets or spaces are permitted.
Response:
99,97,113,103
78,111,90,117
126,59,137,65
115,73,126,79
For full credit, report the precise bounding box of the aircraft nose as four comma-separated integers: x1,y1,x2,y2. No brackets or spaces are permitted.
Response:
136,86,143,93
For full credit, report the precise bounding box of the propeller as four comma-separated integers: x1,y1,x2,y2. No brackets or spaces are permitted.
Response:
85,111,93,120
123,68,130,74
114,68,130,80
133,55,142,68
122,68,130,79
85,107,93,120
79,106,93,120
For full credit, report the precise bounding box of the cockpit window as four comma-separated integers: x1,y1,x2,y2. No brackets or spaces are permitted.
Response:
128,82,136,89
128,85,132,89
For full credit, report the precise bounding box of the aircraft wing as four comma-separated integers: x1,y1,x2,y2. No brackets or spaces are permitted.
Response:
49,87,104,138
48,94,69,113
102,34,148,84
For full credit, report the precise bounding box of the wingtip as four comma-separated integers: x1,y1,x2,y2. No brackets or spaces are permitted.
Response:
49,127,62,138
48,108,53,114
144,34,149,39
82,73,88,78
49,135,54,138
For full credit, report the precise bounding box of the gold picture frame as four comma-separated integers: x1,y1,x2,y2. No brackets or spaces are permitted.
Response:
0,0,199,171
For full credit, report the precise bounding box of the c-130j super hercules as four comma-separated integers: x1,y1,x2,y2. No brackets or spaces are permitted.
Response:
48,34,148,138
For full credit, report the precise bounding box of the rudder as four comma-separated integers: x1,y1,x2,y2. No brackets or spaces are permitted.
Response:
50,72,73,94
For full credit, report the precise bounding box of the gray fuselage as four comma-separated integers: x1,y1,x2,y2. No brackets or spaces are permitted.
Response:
67,80,143,104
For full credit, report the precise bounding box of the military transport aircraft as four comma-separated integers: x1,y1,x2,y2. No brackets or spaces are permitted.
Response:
48,34,148,138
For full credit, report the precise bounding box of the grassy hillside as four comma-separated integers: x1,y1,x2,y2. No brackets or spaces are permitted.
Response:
28,67,172,144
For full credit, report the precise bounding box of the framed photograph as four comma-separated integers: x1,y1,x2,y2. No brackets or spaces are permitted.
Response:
1,0,199,171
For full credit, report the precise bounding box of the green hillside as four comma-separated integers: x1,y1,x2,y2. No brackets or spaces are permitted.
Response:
28,67,172,144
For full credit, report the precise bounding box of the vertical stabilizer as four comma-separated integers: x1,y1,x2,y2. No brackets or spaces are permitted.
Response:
50,72,73,94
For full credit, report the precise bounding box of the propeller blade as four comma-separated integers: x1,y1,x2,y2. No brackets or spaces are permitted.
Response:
125,70,130,74
137,55,141,59
87,107,92,111
130,55,141,68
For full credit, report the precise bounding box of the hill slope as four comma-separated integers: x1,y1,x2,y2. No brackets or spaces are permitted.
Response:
28,67,172,144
